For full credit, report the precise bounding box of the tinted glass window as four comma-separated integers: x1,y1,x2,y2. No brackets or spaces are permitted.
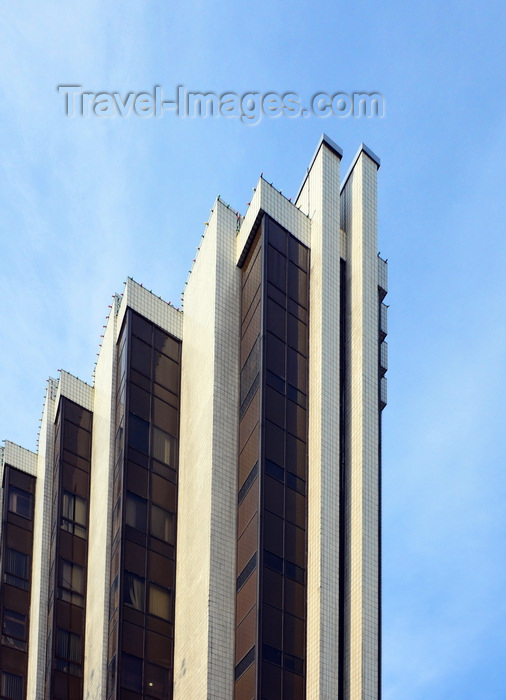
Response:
8,486,33,519
4,549,29,590
124,572,145,611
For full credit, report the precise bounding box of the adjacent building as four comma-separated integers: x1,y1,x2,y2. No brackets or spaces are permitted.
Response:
0,135,388,700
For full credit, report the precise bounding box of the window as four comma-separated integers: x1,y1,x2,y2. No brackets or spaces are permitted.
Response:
110,575,119,616
61,491,87,538
121,653,142,692
153,353,179,394
107,655,117,698
2,609,27,651
125,492,147,532
55,629,82,676
150,505,174,544
58,560,85,605
149,584,172,621
0,672,23,700
63,421,91,460
124,572,145,611
4,549,29,590
152,427,174,466
8,486,33,519
128,413,150,455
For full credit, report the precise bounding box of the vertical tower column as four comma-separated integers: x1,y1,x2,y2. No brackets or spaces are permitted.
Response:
296,136,343,700
174,200,240,699
341,147,381,700
84,301,117,700
27,379,57,700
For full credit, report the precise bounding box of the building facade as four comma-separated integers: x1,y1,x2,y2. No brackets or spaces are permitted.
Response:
0,135,387,700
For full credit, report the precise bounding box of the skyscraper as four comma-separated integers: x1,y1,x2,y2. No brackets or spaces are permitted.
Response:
0,134,387,700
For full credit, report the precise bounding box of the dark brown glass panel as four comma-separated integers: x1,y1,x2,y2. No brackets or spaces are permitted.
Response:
152,398,178,436
284,579,305,619
237,515,258,574
9,470,35,495
130,385,151,422
266,246,287,291
261,662,282,700
61,466,88,498
266,282,286,309
150,474,176,510
128,414,150,455
121,622,144,657
263,476,284,518
146,631,172,668
153,354,179,395
286,400,306,438
265,298,286,341
130,337,152,378
262,568,282,609
154,328,179,361
234,662,255,700
262,511,283,558
284,522,305,566
7,486,33,520
144,663,171,699
264,387,285,429
287,297,308,323
153,383,178,410
238,426,259,489
242,250,262,322
130,369,151,393
148,583,172,621
262,604,282,649
62,423,91,460
236,570,257,624
239,394,260,453
150,505,175,545
147,551,174,587
5,526,31,554
242,288,261,344
241,300,261,366
126,463,149,499
125,493,147,532
285,434,306,479
131,313,153,344
287,263,308,309
283,670,304,699
61,450,90,473
152,428,175,467
287,349,306,392
265,333,285,378
124,541,146,576
237,479,258,536
288,235,308,269
64,402,92,431
287,315,308,357
235,607,257,664
151,461,176,483
268,221,287,255
283,614,304,658
121,653,143,692
264,422,284,467
285,489,305,529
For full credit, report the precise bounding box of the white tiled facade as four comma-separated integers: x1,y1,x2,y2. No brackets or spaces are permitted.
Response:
0,135,386,700
174,200,240,700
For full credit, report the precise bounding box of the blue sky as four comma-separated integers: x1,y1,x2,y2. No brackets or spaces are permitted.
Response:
1,1,506,697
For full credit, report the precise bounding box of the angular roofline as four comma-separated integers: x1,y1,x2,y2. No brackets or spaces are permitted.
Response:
340,143,381,192
295,134,343,204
